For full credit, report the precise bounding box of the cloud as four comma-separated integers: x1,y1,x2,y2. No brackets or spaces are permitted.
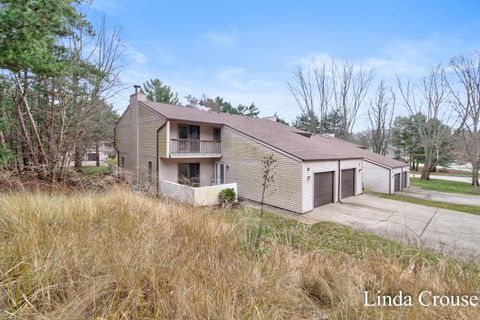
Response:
287,33,470,80
202,30,238,46
125,44,148,65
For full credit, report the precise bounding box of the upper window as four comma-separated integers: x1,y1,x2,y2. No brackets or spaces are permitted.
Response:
179,124,200,140
213,128,221,142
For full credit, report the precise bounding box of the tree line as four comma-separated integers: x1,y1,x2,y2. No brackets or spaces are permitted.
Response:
288,57,480,186
0,1,121,181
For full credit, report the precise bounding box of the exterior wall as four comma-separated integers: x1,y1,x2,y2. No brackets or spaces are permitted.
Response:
363,160,410,194
160,158,215,187
362,160,391,193
158,122,168,158
137,105,166,189
220,127,303,213
159,180,237,206
301,159,362,213
115,107,132,172
114,94,165,188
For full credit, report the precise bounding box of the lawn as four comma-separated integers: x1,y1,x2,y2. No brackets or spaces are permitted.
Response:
79,165,111,175
377,193,480,215
0,190,478,319
411,177,480,195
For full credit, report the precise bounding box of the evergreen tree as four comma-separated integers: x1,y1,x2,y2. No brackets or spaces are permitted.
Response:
237,103,260,117
142,79,179,104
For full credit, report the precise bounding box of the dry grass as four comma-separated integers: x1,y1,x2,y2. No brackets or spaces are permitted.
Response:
0,189,479,319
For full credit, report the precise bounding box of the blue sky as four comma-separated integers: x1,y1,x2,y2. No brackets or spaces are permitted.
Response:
83,0,480,131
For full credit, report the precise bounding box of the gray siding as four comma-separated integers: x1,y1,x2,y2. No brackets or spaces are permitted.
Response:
363,160,391,193
114,94,165,189
220,127,303,213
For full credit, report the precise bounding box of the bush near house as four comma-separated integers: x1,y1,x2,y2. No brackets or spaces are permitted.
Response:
0,189,479,319
218,187,236,207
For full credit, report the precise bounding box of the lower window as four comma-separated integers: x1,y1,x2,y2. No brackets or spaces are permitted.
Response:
178,163,200,187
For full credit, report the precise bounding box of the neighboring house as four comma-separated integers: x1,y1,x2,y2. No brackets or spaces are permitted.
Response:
84,142,116,162
114,90,409,213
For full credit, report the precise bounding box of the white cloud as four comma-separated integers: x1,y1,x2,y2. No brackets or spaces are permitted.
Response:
202,30,238,46
125,44,148,65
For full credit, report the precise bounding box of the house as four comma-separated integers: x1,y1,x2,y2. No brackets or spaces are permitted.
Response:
83,142,116,162
114,90,409,213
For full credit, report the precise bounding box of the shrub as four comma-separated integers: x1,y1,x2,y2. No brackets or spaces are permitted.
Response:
218,188,236,207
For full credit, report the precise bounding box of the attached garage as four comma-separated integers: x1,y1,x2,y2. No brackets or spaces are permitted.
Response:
394,173,401,192
362,157,410,194
341,168,355,199
314,171,334,207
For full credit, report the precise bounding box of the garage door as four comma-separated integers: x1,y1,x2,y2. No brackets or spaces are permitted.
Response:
402,172,408,189
394,173,401,192
314,171,334,207
341,169,355,199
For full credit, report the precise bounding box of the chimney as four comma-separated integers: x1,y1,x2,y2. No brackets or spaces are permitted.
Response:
262,115,278,122
131,84,146,102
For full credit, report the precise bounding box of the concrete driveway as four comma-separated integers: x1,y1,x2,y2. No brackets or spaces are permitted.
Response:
290,194,480,262
397,187,480,207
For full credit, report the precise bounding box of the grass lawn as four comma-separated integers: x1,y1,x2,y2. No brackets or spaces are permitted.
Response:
411,177,480,195
411,170,472,177
376,193,480,215
79,165,111,175
107,157,117,166
231,209,441,263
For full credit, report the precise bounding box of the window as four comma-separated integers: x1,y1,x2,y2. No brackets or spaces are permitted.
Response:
213,128,221,142
148,161,152,183
179,124,200,140
121,157,125,168
178,163,200,187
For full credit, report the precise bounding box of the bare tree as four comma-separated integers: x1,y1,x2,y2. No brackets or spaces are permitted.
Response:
367,81,395,155
449,52,480,186
287,65,318,133
252,153,277,250
396,65,453,180
288,58,372,135
331,59,373,135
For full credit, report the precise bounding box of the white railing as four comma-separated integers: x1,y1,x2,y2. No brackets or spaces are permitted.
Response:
170,139,221,157
159,180,237,206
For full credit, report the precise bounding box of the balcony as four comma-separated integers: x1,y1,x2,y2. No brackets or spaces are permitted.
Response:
170,139,222,158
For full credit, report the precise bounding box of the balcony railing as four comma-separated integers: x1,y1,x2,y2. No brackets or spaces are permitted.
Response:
170,139,222,157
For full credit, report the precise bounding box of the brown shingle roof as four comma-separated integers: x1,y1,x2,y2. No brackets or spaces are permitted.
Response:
140,101,409,168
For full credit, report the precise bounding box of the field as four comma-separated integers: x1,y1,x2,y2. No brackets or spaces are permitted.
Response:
0,189,479,319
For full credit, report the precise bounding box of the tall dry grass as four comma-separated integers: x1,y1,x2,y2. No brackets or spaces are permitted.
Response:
0,189,478,319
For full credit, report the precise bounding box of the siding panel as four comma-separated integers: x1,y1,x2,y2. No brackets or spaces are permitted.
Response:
221,127,303,213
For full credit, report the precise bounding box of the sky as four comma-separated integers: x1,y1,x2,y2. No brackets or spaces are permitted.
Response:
82,0,480,131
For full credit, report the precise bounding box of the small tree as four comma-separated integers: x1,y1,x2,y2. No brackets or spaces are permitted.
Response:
253,153,277,249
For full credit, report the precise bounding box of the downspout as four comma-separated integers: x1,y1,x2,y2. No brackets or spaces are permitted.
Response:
338,160,342,203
